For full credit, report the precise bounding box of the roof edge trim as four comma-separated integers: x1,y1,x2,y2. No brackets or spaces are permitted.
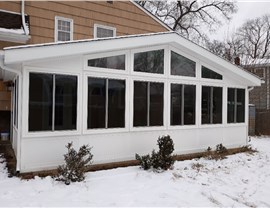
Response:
130,1,172,31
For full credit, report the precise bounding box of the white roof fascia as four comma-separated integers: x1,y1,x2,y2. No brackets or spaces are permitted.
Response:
4,32,174,64
0,31,31,44
4,32,261,87
129,1,172,32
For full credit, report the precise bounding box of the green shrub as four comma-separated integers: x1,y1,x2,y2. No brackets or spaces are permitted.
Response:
135,153,151,170
56,142,93,185
136,135,175,171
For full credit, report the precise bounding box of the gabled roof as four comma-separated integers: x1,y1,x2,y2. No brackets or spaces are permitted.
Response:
3,31,262,87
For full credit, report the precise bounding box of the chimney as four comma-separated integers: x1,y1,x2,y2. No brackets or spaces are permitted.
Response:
234,57,240,66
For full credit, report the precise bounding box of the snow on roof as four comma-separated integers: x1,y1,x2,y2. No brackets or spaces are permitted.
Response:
0,27,25,35
246,58,270,67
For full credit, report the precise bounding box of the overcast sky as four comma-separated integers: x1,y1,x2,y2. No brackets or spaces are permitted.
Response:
211,0,270,40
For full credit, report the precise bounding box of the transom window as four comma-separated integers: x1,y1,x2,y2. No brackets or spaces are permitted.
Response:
227,88,245,123
88,55,125,70
133,81,164,127
94,24,116,38
134,49,164,74
202,86,222,124
171,84,196,125
171,51,196,77
29,73,77,132
88,77,125,129
202,66,222,80
55,16,73,42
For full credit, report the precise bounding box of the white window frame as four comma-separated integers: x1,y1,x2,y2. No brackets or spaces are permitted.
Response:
83,72,129,135
169,46,198,80
22,67,81,138
55,16,73,42
93,24,116,39
130,76,167,132
131,45,169,79
84,50,129,75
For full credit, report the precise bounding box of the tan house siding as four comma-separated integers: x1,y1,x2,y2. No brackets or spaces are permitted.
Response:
0,1,168,48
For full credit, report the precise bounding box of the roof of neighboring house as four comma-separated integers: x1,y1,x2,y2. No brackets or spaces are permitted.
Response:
3,31,262,87
244,58,270,68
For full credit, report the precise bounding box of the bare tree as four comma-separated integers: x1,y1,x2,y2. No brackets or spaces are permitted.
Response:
236,15,270,65
136,0,237,44
207,14,270,65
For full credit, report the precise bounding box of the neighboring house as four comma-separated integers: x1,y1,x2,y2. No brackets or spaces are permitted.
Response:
245,60,270,110
0,1,262,173
244,60,270,135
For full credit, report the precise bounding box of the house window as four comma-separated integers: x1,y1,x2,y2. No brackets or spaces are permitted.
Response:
55,16,73,42
133,81,164,127
227,88,245,123
171,51,196,77
134,49,164,74
94,24,116,38
29,73,77,132
202,66,222,80
171,84,196,126
88,55,125,70
202,86,222,124
88,77,125,129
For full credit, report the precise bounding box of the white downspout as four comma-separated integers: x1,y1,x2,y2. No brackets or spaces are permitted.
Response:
21,0,29,35
0,52,22,173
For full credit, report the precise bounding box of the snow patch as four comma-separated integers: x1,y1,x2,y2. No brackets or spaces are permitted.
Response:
0,137,270,206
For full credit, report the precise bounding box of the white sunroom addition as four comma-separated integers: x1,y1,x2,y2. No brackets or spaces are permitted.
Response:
2,32,262,173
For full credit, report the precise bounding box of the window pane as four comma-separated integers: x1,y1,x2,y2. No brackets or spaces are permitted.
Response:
213,87,222,124
171,84,182,125
184,85,196,125
171,51,196,77
88,78,106,129
108,79,125,128
150,82,164,126
202,86,211,124
134,49,164,74
227,88,235,123
202,66,222,80
134,81,148,127
97,27,114,38
29,73,53,131
88,55,125,70
55,75,77,130
237,89,245,123
58,31,70,41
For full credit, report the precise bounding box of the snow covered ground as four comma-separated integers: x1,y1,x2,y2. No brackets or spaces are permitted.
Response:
0,136,270,207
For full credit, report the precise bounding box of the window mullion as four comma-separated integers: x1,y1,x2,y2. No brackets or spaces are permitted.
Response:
105,79,109,129
147,82,150,126
181,85,184,125
52,74,56,131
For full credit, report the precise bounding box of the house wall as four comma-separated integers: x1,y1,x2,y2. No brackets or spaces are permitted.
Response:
17,45,249,173
0,1,168,49
247,66,270,110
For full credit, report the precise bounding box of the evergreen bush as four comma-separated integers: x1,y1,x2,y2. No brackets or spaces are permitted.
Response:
135,153,151,170
136,135,175,171
56,142,93,185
